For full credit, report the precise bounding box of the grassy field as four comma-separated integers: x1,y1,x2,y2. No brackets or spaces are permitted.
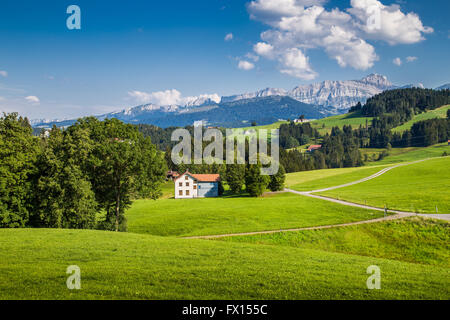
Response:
126,192,384,237
310,111,374,135
0,228,448,300
318,157,450,213
392,105,450,133
239,120,289,131
160,181,174,199
223,217,450,267
365,143,450,166
286,165,390,191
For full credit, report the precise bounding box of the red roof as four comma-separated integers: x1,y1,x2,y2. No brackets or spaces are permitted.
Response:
308,145,322,151
191,174,220,182
175,171,220,182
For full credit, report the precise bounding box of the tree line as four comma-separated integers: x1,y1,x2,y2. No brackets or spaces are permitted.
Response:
1,114,167,230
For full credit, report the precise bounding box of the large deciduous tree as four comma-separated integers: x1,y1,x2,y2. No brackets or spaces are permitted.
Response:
73,118,166,232
0,113,39,227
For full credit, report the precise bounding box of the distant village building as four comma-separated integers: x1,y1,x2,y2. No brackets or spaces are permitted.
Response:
166,171,179,181
293,118,314,123
307,145,322,153
174,171,220,199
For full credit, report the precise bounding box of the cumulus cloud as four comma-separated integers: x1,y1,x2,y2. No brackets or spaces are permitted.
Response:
224,33,234,41
128,89,220,106
348,0,433,45
0,71,7,77
323,26,378,69
279,48,317,80
238,60,255,70
246,0,432,79
406,56,418,62
253,42,275,58
25,96,40,104
393,57,402,66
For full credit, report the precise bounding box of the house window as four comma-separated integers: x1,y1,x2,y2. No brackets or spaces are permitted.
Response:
186,190,190,196
186,182,189,187
179,182,182,187
185,176,189,180
193,185,197,190
179,190,183,196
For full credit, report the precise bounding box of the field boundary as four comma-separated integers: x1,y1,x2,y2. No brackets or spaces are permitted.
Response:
183,212,413,239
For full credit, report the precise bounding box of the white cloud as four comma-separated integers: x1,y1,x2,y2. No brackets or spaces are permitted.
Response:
253,42,275,58
238,60,255,70
246,0,432,79
349,0,433,45
393,57,402,66
25,96,40,104
224,33,234,41
128,90,154,104
248,0,327,24
279,48,317,80
406,56,418,62
0,71,8,77
128,89,220,106
323,26,378,70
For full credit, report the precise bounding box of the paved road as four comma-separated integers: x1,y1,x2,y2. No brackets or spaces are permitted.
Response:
305,159,428,193
286,189,450,221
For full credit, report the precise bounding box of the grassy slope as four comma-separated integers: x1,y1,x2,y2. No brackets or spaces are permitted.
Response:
0,228,448,300
126,192,384,237
310,111,374,135
318,157,450,213
392,105,450,133
365,143,450,166
286,165,389,191
223,217,450,267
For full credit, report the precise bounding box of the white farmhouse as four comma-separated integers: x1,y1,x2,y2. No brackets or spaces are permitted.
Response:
174,171,220,199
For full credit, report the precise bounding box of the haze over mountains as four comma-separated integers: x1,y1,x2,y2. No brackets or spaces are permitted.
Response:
32,74,448,129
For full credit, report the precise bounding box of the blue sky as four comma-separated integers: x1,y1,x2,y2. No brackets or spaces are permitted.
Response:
0,0,448,119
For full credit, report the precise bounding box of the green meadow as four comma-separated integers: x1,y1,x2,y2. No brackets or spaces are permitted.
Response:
126,192,384,237
0,228,448,300
392,105,450,132
286,165,390,191
310,111,374,134
317,157,450,213
223,217,450,267
365,143,450,166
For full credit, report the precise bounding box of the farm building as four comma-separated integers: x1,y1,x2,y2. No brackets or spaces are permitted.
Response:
174,171,220,199
307,145,322,153
166,170,179,181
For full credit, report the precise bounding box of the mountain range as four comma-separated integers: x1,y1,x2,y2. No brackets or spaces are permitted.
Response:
32,74,448,129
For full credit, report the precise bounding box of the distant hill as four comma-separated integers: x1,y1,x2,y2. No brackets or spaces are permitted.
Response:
32,74,447,129
32,96,325,129
436,83,450,90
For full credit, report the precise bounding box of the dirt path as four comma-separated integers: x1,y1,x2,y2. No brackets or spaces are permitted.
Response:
183,213,413,239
